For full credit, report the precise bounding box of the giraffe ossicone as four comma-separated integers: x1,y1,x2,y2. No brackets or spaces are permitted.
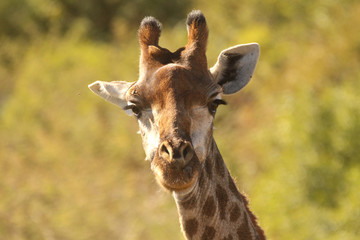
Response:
89,10,265,240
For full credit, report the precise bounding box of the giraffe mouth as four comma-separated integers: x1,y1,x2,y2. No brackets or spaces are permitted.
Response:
151,155,201,192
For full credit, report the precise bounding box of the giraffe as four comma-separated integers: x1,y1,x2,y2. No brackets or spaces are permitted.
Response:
88,10,265,240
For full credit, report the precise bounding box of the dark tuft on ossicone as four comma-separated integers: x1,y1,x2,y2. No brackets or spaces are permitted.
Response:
186,10,206,26
184,9,208,68
138,16,162,46
140,16,162,31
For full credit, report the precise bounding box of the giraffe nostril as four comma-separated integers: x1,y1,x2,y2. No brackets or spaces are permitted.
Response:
159,140,194,165
161,144,169,155
183,146,189,158
160,141,173,161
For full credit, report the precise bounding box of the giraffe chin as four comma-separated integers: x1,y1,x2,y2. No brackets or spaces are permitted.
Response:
157,173,198,192
151,157,201,192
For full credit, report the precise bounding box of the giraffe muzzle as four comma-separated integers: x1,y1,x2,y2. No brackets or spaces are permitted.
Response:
159,140,194,167
151,139,200,192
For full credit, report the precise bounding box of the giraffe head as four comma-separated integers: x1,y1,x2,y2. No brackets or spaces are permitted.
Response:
88,10,259,192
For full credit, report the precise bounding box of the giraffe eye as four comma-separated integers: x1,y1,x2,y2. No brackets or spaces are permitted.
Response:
124,105,142,118
208,99,227,115
131,106,141,117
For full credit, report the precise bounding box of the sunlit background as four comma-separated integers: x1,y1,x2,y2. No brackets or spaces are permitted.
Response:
1,0,359,239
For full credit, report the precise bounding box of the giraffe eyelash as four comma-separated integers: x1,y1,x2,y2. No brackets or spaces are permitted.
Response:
213,99,227,106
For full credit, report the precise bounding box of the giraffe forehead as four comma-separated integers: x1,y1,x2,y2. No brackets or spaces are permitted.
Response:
138,65,219,106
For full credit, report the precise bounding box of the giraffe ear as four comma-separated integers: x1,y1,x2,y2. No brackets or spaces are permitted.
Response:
210,43,260,94
88,81,133,113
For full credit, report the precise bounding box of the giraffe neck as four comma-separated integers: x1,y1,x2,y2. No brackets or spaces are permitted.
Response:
173,139,265,240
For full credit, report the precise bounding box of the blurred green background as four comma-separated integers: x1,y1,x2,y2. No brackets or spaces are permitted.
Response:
1,0,359,239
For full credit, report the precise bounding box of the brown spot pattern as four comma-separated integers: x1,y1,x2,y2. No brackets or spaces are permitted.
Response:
184,218,198,238
229,176,266,239
202,196,216,217
237,216,252,240
215,152,225,177
228,175,242,201
216,184,228,220
230,203,241,222
204,158,213,179
201,226,216,240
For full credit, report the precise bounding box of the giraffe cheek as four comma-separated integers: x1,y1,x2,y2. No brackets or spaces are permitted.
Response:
189,108,213,162
138,116,160,161
190,124,212,162
142,136,159,161
143,135,159,161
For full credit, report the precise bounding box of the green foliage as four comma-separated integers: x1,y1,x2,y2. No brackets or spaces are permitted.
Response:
0,0,191,40
1,0,360,239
